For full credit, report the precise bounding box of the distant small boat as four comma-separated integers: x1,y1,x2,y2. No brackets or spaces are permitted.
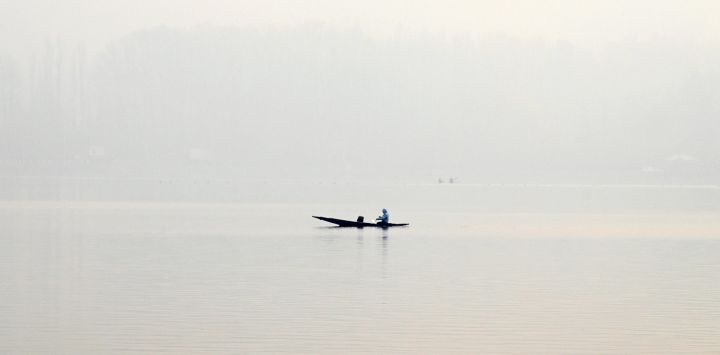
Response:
312,216,409,228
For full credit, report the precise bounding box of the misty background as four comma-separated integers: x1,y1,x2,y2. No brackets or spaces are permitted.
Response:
1,1,719,201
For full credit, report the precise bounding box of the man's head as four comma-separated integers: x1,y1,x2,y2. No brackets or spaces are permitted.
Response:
382,208,387,213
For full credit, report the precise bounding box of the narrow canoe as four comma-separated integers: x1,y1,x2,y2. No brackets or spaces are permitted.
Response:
312,216,409,228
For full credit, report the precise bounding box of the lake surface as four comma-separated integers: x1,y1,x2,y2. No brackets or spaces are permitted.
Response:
1,185,719,353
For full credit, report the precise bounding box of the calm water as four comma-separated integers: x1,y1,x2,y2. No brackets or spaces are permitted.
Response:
1,186,719,353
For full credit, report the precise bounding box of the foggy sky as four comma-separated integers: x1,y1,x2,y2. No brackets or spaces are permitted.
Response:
1,1,719,187
4,0,720,56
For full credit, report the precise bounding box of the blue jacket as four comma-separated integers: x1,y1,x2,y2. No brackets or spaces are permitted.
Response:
376,211,389,224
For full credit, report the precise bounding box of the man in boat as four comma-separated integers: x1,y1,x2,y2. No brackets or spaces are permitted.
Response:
375,208,389,225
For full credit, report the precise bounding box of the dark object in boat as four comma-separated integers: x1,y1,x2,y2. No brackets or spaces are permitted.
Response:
312,216,409,228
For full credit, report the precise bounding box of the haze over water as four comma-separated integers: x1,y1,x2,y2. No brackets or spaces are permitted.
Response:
2,0,720,353
2,183,719,353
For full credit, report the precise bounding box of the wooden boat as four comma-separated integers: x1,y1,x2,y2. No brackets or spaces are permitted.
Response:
312,215,409,228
